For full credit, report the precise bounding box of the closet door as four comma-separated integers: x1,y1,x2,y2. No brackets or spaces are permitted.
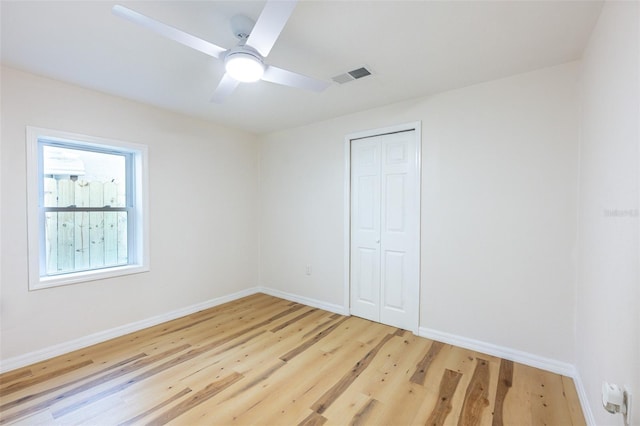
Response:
378,131,419,330
350,130,419,331
350,136,382,322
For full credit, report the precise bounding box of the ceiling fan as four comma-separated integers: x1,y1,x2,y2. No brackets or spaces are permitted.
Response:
112,0,330,103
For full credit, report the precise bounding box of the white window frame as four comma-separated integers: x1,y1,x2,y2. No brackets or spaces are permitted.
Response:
26,126,149,290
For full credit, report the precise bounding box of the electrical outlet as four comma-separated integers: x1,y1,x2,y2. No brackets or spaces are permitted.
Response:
602,382,632,426
305,265,312,276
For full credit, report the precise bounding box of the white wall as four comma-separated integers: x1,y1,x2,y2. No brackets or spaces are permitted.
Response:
0,66,260,361
576,1,640,425
260,62,580,364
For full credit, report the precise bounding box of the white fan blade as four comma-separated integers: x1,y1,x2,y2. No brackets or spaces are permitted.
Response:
211,74,241,103
246,0,297,57
112,5,226,59
262,65,330,92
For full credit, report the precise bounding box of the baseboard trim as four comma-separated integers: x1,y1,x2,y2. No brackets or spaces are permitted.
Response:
0,287,261,374
572,369,597,426
419,327,576,377
258,286,349,316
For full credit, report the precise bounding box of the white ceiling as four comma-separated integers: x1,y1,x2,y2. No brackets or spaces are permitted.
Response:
1,0,602,134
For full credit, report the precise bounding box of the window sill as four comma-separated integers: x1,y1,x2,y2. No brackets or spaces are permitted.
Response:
29,264,149,291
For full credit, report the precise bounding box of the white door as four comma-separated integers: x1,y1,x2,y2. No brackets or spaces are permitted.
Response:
350,129,420,331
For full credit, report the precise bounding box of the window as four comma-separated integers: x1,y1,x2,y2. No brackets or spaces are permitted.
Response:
27,127,149,289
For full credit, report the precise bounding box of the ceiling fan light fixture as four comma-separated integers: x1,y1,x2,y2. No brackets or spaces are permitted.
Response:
225,51,265,83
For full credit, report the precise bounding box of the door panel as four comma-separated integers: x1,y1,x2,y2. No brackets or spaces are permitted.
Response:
350,139,381,322
382,250,405,309
384,173,406,232
379,131,419,330
357,176,376,230
385,140,408,164
355,247,378,303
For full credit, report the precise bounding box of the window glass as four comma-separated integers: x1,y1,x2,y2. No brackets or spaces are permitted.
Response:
41,144,131,275
42,146,127,207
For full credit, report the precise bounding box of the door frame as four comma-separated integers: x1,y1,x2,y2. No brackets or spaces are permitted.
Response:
343,121,422,334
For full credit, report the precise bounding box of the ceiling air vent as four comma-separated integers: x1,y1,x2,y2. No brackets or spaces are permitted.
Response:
332,66,372,84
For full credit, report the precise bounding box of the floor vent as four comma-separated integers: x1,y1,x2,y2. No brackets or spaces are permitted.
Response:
332,66,372,84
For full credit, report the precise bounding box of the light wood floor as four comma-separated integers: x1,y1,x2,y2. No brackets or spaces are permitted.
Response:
0,293,585,425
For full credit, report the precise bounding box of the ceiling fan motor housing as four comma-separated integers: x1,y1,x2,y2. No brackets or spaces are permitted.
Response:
224,46,265,82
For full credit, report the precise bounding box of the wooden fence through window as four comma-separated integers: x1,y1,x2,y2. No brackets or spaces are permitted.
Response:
44,177,127,274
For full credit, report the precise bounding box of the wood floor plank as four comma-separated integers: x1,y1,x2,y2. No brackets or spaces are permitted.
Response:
377,382,430,425
426,368,463,426
50,392,126,425
221,359,286,403
442,344,482,376
410,340,445,385
6,408,56,426
280,317,350,362
492,358,514,426
0,295,586,426
358,335,431,425
0,360,93,396
348,397,379,426
0,370,33,386
353,333,422,395
319,390,371,425
527,365,575,426
270,308,318,333
297,411,328,426
439,346,490,423
310,332,395,414
502,363,534,426
418,343,456,388
118,387,192,426
146,372,243,425
315,315,378,355
94,382,194,426
457,357,491,426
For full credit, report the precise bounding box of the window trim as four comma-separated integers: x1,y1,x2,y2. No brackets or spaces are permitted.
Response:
26,126,149,290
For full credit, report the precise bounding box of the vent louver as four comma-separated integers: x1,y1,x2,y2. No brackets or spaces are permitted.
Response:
332,66,372,84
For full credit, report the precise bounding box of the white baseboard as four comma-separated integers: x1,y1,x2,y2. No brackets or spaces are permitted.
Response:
257,286,349,316
0,287,261,374
572,369,597,426
419,326,576,377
